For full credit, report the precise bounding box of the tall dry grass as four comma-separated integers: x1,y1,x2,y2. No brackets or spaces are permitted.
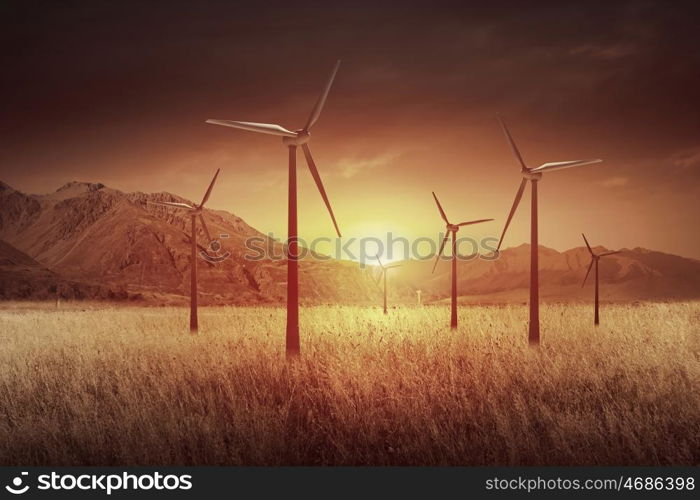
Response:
0,302,698,465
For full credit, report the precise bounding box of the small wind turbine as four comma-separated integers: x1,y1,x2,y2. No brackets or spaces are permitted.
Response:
431,192,492,329
496,116,602,344
149,169,220,333
374,255,401,314
581,233,621,325
207,61,342,357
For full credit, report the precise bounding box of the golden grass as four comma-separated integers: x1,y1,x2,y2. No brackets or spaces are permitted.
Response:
0,302,698,465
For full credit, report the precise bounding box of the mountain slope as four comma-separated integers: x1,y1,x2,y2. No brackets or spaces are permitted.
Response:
392,243,700,303
2,180,699,304
0,239,120,300
0,181,378,304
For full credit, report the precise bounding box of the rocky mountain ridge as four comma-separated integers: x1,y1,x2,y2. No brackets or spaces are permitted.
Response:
2,180,699,305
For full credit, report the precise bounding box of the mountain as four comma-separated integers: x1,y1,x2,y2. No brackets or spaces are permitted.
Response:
0,239,122,300
0,181,378,304
393,243,700,304
1,180,699,305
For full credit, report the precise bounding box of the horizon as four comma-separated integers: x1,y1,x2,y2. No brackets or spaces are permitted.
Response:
2,176,697,262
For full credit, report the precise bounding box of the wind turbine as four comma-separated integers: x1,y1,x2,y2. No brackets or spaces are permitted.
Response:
374,255,402,314
581,233,621,325
206,61,342,357
148,169,220,334
431,192,493,329
496,116,602,345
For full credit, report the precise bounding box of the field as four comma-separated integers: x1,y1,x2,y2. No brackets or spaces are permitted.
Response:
0,302,698,466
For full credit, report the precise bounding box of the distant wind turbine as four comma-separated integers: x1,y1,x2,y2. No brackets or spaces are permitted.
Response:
581,233,621,325
374,255,402,314
149,169,220,333
496,116,602,344
431,192,493,329
207,61,342,357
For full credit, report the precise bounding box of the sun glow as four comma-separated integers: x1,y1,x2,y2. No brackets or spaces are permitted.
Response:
340,221,416,266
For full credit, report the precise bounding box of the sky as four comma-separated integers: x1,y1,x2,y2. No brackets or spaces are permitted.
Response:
1,0,699,260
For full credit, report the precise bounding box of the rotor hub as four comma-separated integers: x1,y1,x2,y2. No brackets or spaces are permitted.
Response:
522,169,543,181
282,130,310,146
447,224,459,233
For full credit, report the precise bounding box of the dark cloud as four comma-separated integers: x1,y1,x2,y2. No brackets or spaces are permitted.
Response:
2,1,697,145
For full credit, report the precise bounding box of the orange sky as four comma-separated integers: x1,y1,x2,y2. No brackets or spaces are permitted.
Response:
1,1,699,259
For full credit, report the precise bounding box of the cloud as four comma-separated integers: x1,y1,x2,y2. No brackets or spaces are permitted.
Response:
569,43,637,61
601,176,629,188
335,153,399,179
670,147,700,169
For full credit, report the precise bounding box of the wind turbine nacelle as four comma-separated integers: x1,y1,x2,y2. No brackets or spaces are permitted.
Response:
523,170,543,181
282,130,310,146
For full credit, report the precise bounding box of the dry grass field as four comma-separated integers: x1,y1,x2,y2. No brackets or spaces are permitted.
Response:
0,302,698,466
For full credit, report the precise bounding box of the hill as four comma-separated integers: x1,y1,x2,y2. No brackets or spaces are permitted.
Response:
2,180,699,304
0,239,120,300
394,243,700,303
0,181,377,304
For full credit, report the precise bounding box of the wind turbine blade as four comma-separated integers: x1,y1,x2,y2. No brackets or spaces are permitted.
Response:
205,119,297,138
600,250,621,257
148,201,194,210
582,258,594,287
496,178,527,251
530,159,602,173
301,144,341,237
498,115,527,170
304,60,341,131
200,168,220,207
385,264,402,269
432,233,449,274
582,233,593,255
375,254,384,269
199,214,212,243
432,192,449,224
457,218,494,227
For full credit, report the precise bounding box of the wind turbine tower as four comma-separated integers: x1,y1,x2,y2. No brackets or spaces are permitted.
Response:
207,62,342,356
496,117,602,344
